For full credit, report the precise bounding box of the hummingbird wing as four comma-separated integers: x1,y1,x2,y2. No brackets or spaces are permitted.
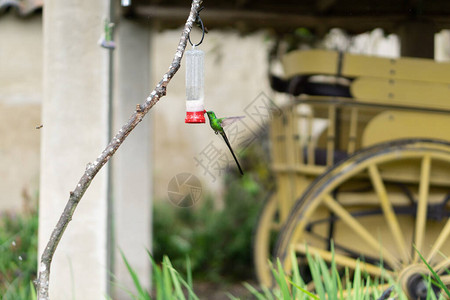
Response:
219,116,245,128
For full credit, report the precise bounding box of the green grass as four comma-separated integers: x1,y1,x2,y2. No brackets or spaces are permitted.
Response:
243,247,449,300
120,246,450,300
1,203,448,300
120,252,198,300
415,246,450,299
0,209,38,300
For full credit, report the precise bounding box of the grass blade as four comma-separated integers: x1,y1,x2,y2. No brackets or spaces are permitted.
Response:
162,256,173,299
30,281,37,300
415,247,450,298
306,250,326,300
345,267,351,299
175,269,199,300
352,260,361,300
330,242,343,300
333,265,344,300
427,275,437,300
243,282,268,300
363,275,371,300
274,259,292,299
261,284,276,300
289,250,305,300
288,279,320,300
317,255,336,299
163,256,200,300
186,256,193,300
120,250,149,299
226,293,241,300
164,256,186,300
150,255,164,300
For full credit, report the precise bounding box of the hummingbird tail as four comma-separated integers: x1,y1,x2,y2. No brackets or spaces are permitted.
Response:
220,132,244,175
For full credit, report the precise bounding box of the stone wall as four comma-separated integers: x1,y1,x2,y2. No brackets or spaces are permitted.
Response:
0,13,43,211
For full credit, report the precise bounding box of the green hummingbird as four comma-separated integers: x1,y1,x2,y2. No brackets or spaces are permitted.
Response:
204,110,244,175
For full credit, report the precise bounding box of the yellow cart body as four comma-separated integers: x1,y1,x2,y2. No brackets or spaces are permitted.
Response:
254,50,450,298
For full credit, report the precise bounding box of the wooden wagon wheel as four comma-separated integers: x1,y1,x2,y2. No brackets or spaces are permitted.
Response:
274,139,450,299
254,192,281,286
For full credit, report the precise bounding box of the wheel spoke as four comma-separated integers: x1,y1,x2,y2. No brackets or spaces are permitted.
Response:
368,164,409,263
323,194,399,268
414,155,432,262
294,243,393,278
433,257,450,274
427,218,450,263
440,274,450,286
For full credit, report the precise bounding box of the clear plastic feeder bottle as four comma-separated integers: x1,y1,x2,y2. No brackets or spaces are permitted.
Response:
185,47,205,123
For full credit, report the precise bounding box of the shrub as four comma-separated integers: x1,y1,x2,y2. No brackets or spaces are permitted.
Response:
0,208,38,299
153,141,273,281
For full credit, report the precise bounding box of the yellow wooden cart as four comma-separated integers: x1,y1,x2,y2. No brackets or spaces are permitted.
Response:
254,50,450,298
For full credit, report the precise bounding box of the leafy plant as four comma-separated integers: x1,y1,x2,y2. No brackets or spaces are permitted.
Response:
0,208,38,299
153,142,273,282
122,238,450,299
120,253,198,300
153,186,264,282
245,248,407,300
243,246,450,300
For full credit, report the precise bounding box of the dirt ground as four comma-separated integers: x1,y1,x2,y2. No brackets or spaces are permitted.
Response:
193,281,258,300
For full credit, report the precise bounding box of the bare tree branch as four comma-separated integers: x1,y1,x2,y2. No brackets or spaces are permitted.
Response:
35,1,202,298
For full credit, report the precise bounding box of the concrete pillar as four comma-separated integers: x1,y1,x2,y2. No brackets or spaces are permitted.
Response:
398,21,436,58
435,30,450,62
39,1,111,299
112,20,152,299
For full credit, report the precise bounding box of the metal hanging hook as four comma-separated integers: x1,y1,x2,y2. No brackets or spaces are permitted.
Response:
188,7,206,47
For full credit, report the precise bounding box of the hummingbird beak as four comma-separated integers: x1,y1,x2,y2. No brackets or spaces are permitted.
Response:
203,110,207,114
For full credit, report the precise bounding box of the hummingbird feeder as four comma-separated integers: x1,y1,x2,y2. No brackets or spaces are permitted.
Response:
185,47,205,123
185,10,206,124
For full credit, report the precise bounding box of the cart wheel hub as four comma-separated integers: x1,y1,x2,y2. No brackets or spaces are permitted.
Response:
399,264,440,300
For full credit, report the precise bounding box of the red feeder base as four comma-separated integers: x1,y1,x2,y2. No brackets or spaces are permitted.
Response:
185,111,205,123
